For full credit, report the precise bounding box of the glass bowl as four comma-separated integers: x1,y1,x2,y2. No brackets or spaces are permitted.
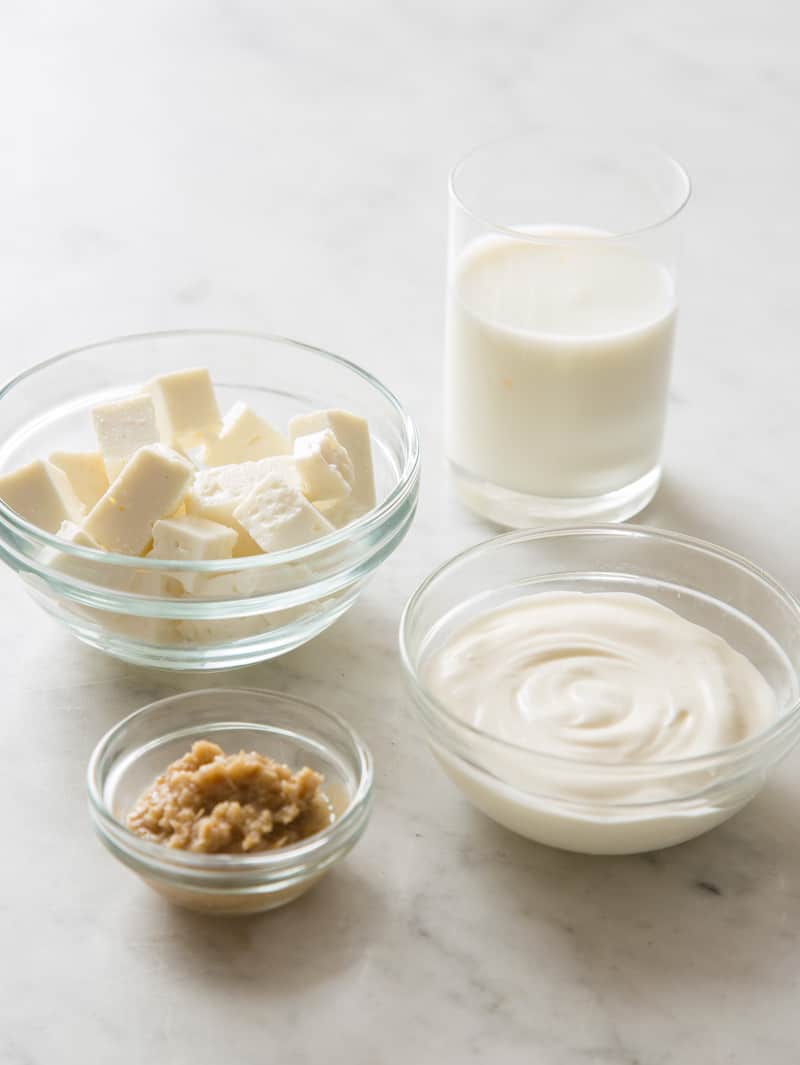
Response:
0,330,419,669
87,688,374,915
400,525,800,855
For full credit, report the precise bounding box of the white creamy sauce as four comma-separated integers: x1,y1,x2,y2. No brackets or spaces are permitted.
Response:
428,591,777,761
424,592,779,853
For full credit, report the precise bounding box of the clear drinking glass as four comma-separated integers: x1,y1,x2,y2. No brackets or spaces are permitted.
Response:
444,132,691,527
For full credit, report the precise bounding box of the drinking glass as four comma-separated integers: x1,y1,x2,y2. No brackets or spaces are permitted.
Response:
444,131,691,527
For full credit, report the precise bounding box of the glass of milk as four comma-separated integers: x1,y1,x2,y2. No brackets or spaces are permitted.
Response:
445,132,691,527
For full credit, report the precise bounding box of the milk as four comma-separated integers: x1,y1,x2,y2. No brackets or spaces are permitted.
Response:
445,228,677,499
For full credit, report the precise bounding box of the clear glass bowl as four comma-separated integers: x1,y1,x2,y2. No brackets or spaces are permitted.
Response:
87,688,373,915
0,330,419,669
400,525,800,855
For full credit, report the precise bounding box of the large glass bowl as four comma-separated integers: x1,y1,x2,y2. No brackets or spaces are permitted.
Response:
0,330,419,669
400,525,800,854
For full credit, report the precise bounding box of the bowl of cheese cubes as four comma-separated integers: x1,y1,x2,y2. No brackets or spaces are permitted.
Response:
0,330,419,669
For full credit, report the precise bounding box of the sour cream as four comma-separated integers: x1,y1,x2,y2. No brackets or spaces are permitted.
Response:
424,591,779,853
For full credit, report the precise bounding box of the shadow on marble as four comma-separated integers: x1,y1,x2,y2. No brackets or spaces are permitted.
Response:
60,592,407,740
452,774,800,990
442,471,772,561
146,861,384,997
640,473,755,556
430,471,755,557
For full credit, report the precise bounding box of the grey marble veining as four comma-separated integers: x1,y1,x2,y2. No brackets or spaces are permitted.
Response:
1,2,800,1063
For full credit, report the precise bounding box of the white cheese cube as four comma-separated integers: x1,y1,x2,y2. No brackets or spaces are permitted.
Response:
49,451,109,509
294,429,354,503
288,409,375,515
0,459,84,533
46,520,137,592
57,520,101,549
147,367,222,448
233,474,334,552
83,444,194,555
174,615,273,645
151,514,238,562
194,569,262,597
191,560,314,598
50,520,104,580
129,567,174,598
150,514,238,592
106,602,180,643
314,496,354,529
140,551,195,598
204,402,290,466
186,455,301,556
92,394,160,480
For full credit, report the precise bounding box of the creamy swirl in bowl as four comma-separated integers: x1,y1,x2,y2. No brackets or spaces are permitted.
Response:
425,591,777,763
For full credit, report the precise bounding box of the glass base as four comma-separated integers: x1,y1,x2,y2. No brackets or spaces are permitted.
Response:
449,461,661,529
26,583,362,671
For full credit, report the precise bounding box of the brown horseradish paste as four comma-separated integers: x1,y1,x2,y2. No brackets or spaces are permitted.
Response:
127,739,332,854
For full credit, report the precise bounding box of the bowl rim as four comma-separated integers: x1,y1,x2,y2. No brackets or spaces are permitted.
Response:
399,522,800,772
0,328,420,571
87,686,374,875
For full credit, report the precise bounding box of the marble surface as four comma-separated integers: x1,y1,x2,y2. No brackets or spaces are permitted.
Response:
1,2,799,1063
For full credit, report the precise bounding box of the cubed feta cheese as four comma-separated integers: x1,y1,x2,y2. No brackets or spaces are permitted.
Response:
233,474,334,552
83,444,194,555
190,560,314,598
151,514,238,562
49,450,109,509
204,402,290,466
186,455,301,556
92,394,160,480
174,615,273,645
105,601,180,643
193,568,263,597
293,429,354,503
147,367,221,448
314,496,354,529
288,409,375,516
129,567,173,598
46,520,136,591
150,514,238,592
50,520,103,579
0,459,84,532
57,520,101,549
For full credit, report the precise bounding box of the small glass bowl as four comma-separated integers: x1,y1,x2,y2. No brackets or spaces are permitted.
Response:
0,330,419,669
400,525,800,855
87,688,373,915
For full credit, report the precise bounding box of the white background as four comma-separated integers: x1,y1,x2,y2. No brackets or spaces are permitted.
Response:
1,3,798,1063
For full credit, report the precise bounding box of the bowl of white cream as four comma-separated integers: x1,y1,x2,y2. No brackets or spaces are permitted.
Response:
400,526,800,854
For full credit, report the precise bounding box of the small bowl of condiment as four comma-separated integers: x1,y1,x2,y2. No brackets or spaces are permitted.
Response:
87,688,373,914
400,525,800,855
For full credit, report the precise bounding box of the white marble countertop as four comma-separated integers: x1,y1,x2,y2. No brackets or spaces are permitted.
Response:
2,3,799,1063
